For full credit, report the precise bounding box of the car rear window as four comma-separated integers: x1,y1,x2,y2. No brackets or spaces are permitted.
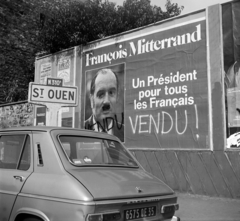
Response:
58,136,138,167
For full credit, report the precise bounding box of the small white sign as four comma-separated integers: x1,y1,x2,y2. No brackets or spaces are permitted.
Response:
28,83,78,106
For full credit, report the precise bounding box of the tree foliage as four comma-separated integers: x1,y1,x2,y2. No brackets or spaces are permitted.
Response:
0,0,183,103
0,0,42,103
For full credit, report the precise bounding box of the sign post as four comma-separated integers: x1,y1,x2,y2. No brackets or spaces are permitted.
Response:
28,80,78,126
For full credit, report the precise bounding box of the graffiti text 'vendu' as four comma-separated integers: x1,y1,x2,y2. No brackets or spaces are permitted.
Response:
85,113,124,132
85,24,202,66
129,104,199,135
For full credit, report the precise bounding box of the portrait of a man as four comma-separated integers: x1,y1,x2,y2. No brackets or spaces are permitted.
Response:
84,64,125,142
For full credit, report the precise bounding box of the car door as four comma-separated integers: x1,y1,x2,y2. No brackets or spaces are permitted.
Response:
0,133,33,221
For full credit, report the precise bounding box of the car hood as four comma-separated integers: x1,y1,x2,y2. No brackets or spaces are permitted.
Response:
67,167,174,200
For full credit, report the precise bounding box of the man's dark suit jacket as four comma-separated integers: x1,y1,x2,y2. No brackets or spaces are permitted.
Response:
84,115,124,142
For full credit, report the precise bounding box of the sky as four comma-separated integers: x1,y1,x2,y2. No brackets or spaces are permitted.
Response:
112,0,233,14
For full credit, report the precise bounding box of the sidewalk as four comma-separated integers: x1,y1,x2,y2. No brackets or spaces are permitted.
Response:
174,192,240,221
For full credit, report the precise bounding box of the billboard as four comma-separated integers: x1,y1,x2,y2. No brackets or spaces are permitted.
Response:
35,49,76,127
82,19,208,149
222,1,240,148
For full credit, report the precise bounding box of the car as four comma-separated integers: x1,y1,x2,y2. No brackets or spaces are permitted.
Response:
0,126,180,221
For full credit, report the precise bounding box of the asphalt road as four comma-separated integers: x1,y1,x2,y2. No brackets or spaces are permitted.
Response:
174,192,240,221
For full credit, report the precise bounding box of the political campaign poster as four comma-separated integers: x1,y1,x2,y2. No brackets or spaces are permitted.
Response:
40,62,52,84
36,106,46,126
84,64,125,142
58,57,71,83
82,18,208,149
222,1,240,146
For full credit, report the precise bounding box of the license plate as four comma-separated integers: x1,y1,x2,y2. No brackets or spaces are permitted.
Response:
124,206,156,220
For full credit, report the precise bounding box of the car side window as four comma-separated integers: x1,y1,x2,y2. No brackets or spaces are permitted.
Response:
0,134,30,170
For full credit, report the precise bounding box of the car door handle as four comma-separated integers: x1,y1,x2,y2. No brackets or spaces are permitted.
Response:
13,175,24,182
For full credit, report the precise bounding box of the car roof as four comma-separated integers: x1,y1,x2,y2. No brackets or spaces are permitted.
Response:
0,126,119,140
0,126,82,132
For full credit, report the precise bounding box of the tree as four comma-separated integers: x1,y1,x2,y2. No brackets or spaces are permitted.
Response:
39,0,183,53
116,0,183,33
0,0,183,103
0,0,42,103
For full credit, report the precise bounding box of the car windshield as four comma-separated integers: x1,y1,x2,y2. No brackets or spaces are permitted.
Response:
58,136,138,167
